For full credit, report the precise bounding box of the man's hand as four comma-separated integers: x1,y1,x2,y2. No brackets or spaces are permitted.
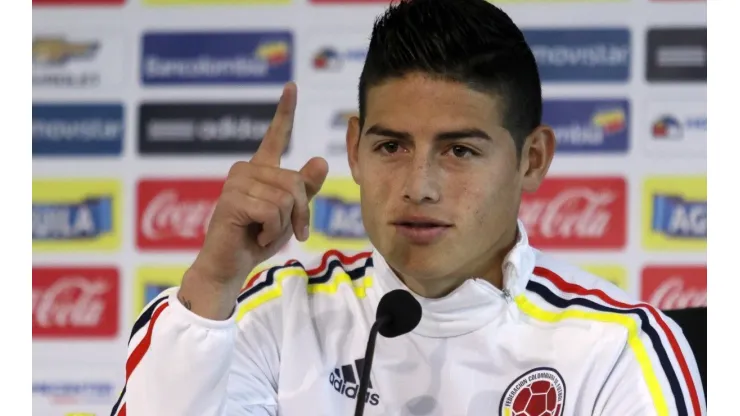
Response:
179,82,329,320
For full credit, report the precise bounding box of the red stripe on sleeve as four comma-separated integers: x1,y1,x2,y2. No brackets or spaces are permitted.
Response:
125,301,170,381
534,266,701,415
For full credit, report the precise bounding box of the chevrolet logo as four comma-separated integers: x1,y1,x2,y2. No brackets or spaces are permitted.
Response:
32,37,99,65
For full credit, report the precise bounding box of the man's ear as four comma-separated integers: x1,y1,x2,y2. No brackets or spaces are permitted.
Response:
346,116,362,185
520,125,556,193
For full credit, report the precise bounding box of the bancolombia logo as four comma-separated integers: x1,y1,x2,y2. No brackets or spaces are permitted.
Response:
141,31,292,85
542,99,629,153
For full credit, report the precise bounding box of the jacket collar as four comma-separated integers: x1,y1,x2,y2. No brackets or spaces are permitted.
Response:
371,220,535,338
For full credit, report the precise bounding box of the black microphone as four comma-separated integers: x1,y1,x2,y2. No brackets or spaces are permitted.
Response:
354,289,422,416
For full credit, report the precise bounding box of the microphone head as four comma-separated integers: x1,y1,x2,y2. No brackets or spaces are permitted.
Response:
376,289,422,338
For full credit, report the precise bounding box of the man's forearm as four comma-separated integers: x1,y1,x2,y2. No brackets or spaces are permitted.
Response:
118,285,240,416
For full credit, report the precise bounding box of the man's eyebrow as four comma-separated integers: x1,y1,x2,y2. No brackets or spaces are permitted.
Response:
364,124,411,140
436,128,492,142
364,124,493,142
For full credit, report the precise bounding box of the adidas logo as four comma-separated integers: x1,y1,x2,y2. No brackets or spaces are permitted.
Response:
328,358,381,406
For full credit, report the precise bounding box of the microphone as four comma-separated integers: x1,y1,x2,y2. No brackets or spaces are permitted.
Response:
354,289,422,416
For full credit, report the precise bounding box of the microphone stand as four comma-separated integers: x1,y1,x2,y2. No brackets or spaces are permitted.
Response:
353,316,388,416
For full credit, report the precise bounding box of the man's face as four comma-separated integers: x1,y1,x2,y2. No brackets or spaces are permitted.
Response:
346,73,552,288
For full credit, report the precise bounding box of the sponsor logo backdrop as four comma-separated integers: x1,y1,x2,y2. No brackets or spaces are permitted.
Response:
32,0,706,413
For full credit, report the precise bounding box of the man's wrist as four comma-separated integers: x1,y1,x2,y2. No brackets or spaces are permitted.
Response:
179,267,246,321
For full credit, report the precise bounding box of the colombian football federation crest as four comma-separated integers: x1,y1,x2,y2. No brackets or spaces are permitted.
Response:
499,367,566,416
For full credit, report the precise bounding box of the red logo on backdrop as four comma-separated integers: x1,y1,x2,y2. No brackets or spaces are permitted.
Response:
519,177,627,249
641,266,707,309
137,179,224,250
34,0,125,5
32,267,119,338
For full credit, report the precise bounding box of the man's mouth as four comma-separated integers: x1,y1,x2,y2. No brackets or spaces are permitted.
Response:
395,221,450,228
392,216,452,228
391,217,453,244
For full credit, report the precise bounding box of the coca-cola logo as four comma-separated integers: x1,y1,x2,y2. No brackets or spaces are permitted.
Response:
140,189,217,240
642,265,707,311
33,277,109,329
519,177,626,249
32,267,118,338
647,277,707,310
521,188,615,238
137,179,224,250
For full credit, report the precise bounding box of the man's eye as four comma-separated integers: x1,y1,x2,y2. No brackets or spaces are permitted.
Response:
451,145,474,158
381,142,399,153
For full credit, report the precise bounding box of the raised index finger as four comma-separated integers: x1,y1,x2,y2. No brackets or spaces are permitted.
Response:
251,82,297,166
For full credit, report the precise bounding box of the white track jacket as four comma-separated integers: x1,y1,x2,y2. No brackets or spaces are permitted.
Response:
111,222,706,416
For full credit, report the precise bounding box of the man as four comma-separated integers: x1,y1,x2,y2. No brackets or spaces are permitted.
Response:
112,0,706,415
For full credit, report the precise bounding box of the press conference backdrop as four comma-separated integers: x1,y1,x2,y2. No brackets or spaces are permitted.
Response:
31,0,707,414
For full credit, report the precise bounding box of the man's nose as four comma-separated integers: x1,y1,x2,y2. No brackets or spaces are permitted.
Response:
402,156,441,204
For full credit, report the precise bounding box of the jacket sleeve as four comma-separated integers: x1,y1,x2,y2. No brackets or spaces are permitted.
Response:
110,285,281,416
592,310,706,416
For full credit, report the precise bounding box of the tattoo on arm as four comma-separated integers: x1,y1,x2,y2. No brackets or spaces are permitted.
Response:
178,293,192,310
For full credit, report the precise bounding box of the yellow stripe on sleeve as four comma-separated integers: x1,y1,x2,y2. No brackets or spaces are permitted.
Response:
236,266,373,321
514,294,669,416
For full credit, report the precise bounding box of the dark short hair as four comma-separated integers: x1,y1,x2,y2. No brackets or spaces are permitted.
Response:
358,0,542,155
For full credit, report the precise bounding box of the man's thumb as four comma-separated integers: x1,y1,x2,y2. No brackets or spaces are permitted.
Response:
299,157,329,200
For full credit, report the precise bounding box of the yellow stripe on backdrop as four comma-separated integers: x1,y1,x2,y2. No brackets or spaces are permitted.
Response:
580,265,630,292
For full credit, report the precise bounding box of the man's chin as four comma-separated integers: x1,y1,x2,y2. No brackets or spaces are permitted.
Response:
385,250,450,279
